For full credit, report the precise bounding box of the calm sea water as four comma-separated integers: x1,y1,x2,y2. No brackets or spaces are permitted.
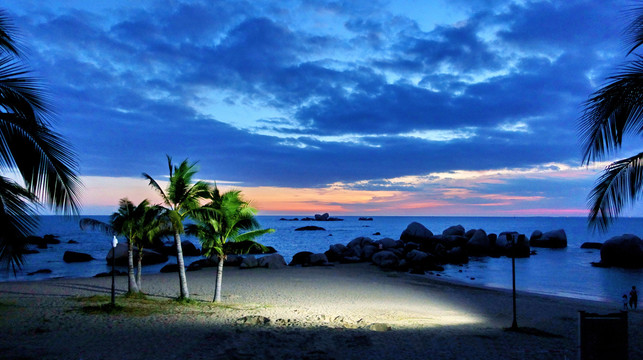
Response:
3,215,643,304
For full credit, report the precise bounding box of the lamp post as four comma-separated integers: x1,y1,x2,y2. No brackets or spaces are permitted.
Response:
111,236,118,307
510,233,518,330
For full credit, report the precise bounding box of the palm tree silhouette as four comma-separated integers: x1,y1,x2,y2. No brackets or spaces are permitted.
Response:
143,156,209,299
0,10,80,272
580,5,643,230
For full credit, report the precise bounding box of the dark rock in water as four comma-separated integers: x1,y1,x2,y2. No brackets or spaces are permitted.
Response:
599,234,643,268
43,235,60,244
280,218,299,221
295,226,326,231
445,246,468,264
372,232,380,236
189,258,218,268
67,240,79,244
442,225,465,237
225,240,276,254
377,237,398,250
258,254,287,269
315,213,330,221
27,269,52,276
63,251,94,263
400,222,433,243
359,217,373,221
309,253,329,266
506,234,531,258
530,229,567,248
581,242,603,250
107,243,168,266
94,270,126,277
466,229,490,255
163,241,201,256
186,262,202,271
290,251,313,266
160,264,180,273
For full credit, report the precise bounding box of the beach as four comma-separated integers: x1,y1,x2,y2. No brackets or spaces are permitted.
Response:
1,262,641,360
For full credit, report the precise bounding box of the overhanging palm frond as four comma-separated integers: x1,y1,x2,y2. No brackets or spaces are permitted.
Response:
142,172,169,207
588,152,643,231
0,10,19,57
234,228,275,242
625,5,643,55
0,175,37,273
79,218,114,235
579,57,643,164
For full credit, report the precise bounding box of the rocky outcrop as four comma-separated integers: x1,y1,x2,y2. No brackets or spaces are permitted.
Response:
240,255,260,269
258,254,287,269
161,241,201,256
63,251,94,263
295,226,326,231
442,225,465,237
581,242,603,250
530,229,567,248
107,243,168,266
400,222,433,243
596,234,643,268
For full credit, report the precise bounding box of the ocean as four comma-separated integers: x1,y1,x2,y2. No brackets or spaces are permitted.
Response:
3,215,643,304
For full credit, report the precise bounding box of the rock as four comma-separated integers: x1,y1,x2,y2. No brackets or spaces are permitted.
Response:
372,232,380,235
280,218,299,221
43,235,60,244
160,264,179,273
530,230,543,242
181,241,201,256
372,250,399,268
315,213,330,221
325,243,356,262
442,225,465,237
377,237,398,250
362,244,378,261
359,217,373,221
309,253,329,266
225,240,276,254
445,246,468,264
581,242,603,250
466,229,489,255
530,229,567,248
295,226,326,231
27,269,52,276
225,255,243,266
290,251,313,266
189,258,219,268
464,229,477,239
94,270,126,277
67,240,79,244
496,232,519,248
400,222,433,243
107,243,168,266
599,234,643,268
240,255,259,269
186,262,202,271
258,254,287,269
507,234,531,258
63,251,94,263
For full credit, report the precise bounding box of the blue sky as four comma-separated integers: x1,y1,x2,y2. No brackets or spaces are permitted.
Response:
5,0,643,216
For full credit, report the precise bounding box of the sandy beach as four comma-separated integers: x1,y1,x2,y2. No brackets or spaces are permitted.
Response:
1,262,641,360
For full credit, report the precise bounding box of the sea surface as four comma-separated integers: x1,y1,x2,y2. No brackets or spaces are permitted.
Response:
3,215,643,304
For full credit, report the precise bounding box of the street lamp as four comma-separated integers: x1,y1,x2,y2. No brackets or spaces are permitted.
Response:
110,236,118,307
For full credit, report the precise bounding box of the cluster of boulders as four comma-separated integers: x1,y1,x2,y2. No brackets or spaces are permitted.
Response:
287,223,569,274
281,213,343,221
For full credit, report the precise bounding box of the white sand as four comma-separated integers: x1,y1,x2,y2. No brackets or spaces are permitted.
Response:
1,263,641,359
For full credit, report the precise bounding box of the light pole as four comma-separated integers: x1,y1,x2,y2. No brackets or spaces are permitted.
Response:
510,233,518,330
111,236,118,307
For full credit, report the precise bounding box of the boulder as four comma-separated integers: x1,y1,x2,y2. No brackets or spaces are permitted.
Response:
43,235,61,244
309,253,329,266
372,251,399,268
107,243,168,266
258,254,287,269
186,262,202,271
599,234,643,268
315,213,330,221
362,244,378,261
240,255,259,269
63,251,94,263
189,258,218,268
181,241,201,256
325,244,356,262
377,237,398,250
496,232,519,249
506,234,531,258
445,246,468,264
295,226,326,231
225,240,276,255
530,229,567,248
27,269,52,276
225,255,244,266
400,222,433,243
530,230,543,242
68,240,79,244
290,251,313,266
581,242,603,250
466,229,489,255
160,264,179,273
464,229,477,239
442,225,465,237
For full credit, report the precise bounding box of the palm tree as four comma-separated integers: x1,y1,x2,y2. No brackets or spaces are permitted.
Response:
132,204,167,290
580,5,643,231
81,199,158,293
188,186,274,302
143,156,210,299
0,10,80,272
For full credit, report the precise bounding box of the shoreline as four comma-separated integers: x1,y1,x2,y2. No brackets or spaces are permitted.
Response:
2,262,641,359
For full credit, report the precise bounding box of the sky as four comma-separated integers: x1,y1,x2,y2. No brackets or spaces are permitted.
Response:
5,0,643,217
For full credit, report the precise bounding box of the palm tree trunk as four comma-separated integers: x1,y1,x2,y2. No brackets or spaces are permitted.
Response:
127,239,139,293
136,248,143,290
214,255,224,302
174,231,189,298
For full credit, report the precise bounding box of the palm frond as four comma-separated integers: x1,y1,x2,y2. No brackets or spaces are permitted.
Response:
79,218,114,235
142,172,169,207
0,10,20,57
0,175,37,273
588,152,643,231
578,57,643,164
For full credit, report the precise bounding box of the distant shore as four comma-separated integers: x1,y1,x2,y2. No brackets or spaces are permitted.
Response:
1,262,641,359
